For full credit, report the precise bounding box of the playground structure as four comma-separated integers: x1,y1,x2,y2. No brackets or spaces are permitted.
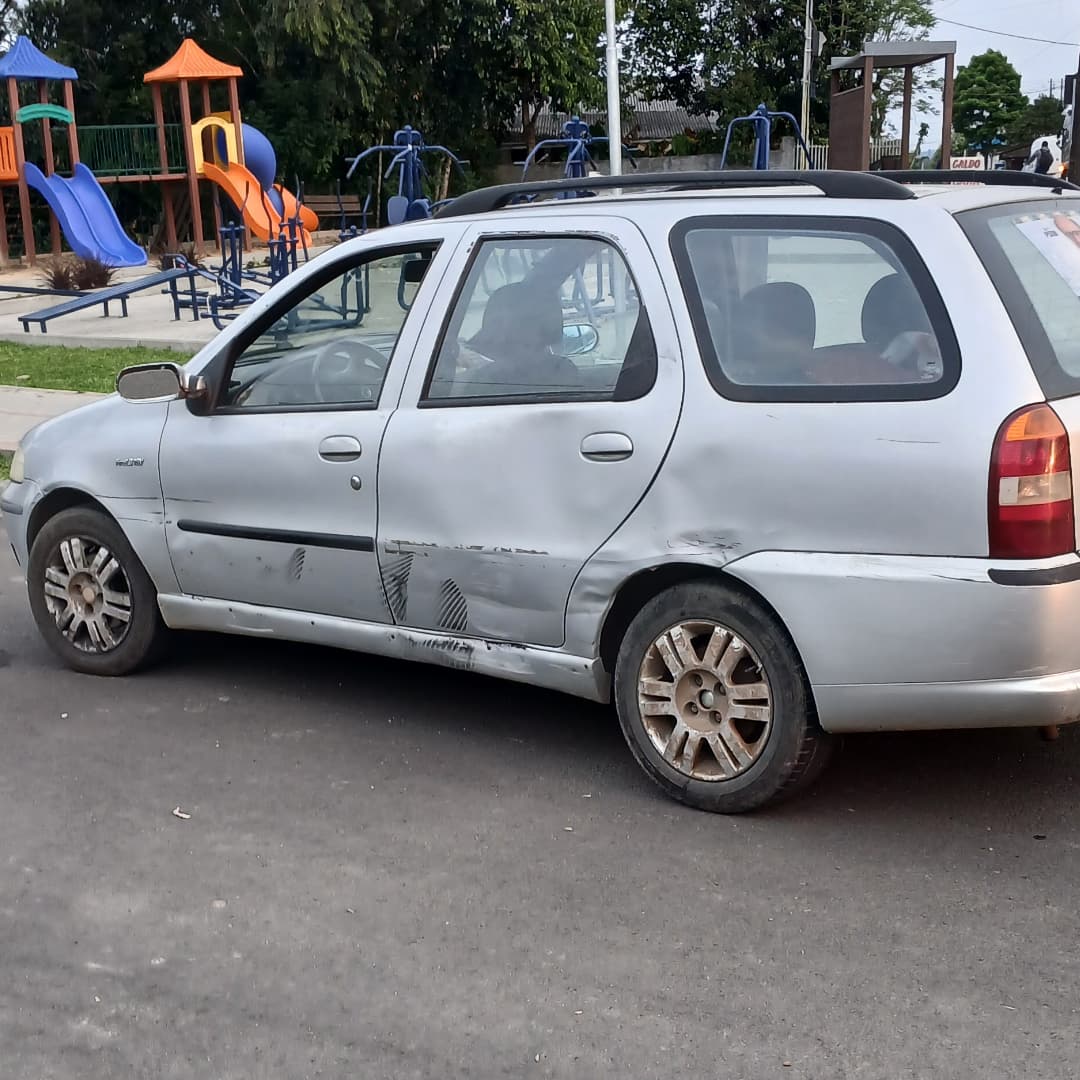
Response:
0,36,146,267
143,38,316,254
0,35,316,266
346,126,465,225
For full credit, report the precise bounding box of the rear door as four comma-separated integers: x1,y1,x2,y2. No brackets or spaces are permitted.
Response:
375,215,684,646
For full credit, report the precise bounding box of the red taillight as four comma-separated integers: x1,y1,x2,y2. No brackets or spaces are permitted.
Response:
989,404,1074,559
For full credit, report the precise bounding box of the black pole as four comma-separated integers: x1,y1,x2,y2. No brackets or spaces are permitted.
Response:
1070,55,1080,182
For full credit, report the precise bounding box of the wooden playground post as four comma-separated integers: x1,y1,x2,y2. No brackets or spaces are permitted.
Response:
226,76,249,250
38,78,61,255
7,76,34,263
201,81,222,240
151,83,177,249
177,78,204,252
227,77,244,166
62,79,79,164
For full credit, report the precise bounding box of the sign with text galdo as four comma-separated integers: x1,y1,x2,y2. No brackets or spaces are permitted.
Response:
949,156,985,170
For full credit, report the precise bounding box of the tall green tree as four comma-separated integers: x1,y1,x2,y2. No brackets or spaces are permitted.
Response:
1007,94,1067,147
953,49,1027,157
625,0,937,140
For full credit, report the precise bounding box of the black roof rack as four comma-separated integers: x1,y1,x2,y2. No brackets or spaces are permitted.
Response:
436,169,916,218
877,169,1080,193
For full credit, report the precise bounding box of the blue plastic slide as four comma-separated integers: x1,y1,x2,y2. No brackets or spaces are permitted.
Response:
23,162,147,267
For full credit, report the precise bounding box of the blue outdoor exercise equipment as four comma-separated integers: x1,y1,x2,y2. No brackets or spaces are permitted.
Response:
719,103,815,170
521,116,636,182
345,126,466,225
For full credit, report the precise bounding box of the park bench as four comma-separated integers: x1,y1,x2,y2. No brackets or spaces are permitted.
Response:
304,190,368,235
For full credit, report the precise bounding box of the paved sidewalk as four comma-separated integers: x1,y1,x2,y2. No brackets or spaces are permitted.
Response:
0,384,106,452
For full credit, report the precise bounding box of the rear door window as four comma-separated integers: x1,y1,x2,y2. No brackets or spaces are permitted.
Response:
670,216,960,402
960,200,1080,400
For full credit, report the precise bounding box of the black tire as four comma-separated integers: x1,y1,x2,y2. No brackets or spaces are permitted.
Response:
614,580,832,813
27,506,168,676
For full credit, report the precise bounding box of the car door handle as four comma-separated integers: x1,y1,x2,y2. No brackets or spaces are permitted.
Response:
580,432,634,462
318,435,363,462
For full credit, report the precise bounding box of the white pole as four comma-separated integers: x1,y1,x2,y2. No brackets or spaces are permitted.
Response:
605,0,622,176
800,0,813,168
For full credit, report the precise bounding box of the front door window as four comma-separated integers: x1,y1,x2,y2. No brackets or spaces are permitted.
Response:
222,249,435,409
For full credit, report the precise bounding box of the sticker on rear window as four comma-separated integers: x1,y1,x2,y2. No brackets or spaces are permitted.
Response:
1013,211,1080,296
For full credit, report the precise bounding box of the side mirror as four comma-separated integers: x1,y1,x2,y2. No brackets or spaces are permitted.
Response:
116,363,183,402
561,322,599,356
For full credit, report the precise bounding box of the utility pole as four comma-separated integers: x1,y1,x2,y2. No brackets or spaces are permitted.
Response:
1071,55,1080,182
604,0,622,177
799,0,814,168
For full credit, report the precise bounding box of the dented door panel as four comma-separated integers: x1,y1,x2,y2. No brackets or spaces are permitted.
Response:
377,216,684,646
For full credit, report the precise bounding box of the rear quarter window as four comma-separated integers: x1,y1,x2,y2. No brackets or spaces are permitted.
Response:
959,200,1080,400
670,215,960,402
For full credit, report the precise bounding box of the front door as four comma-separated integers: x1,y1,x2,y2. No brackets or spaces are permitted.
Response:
160,235,455,621
376,218,683,646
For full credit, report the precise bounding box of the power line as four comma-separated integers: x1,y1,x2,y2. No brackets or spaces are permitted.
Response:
936,17,1079,48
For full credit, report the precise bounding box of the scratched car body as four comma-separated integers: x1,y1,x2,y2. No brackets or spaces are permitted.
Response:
6,169,1080,812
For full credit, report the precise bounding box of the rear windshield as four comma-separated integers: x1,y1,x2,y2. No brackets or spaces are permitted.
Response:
960,199,1080,399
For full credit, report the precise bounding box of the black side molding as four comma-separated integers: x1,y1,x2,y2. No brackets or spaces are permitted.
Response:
989,561,1080,586
176,520,374,552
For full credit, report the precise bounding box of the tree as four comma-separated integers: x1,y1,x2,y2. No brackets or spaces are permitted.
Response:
952,49,1027,158
624,0,937,141
1008,94,1067,147
483,0,605,150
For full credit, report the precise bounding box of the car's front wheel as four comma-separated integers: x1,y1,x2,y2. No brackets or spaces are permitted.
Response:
27,506,167,676
614,581,832,813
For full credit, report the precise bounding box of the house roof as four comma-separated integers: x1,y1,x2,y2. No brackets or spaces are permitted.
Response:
143,39,243,84
508,94,715,144
0,36,78,82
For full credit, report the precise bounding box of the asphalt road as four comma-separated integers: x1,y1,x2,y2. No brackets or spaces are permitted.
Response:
1,540,1079,1079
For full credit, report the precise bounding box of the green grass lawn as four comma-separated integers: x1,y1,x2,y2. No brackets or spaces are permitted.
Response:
0,342,190,395
0,452,10,483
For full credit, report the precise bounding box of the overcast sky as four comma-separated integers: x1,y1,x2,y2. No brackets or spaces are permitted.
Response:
932,0,1078,100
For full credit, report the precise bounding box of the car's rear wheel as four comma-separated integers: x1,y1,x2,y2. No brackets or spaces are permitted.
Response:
27,507,167,676
614,581,832,813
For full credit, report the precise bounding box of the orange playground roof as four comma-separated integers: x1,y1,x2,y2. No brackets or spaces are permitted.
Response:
143,39,243,84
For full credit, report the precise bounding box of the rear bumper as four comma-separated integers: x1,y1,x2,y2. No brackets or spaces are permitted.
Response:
724,550,1080,734
815,670,1080,733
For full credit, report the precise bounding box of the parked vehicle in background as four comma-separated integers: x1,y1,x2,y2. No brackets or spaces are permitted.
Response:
5,168,1080,813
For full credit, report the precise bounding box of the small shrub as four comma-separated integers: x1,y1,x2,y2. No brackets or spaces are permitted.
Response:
72,257,118,290
159,243,205,271
38,257,76,291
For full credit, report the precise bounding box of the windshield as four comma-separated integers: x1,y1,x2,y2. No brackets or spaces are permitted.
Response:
960,198,1080,399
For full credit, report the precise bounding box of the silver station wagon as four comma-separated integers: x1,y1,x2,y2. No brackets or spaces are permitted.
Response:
5,169,1080,812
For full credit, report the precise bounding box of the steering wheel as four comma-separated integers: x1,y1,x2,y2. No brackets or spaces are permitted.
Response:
311,339,389,403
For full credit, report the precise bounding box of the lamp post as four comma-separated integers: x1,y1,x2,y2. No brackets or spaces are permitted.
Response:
605,0,622,176
799,0,814,167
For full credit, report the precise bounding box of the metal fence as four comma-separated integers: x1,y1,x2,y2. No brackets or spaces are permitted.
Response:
79,124,187,177
802,138,904,170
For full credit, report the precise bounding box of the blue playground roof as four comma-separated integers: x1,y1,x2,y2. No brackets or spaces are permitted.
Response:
0,36,78,82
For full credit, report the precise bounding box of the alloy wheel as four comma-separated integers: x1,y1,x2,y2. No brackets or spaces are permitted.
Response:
42,536,133,654
637,620,772,781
